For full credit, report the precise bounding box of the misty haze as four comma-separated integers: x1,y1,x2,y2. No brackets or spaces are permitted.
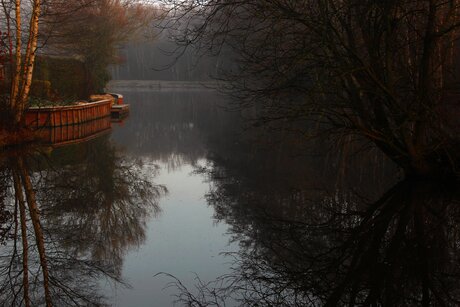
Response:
0,1,459,306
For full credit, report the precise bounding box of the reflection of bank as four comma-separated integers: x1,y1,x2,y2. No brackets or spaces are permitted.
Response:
194,154,460,306
0,133,165,306
28,113,129,147
34,116,113,147
0,154,119,306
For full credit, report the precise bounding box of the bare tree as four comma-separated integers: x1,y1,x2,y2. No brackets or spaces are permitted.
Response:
163,0,460,177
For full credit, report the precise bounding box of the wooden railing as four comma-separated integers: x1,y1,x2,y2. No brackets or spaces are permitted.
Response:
25,99,112,128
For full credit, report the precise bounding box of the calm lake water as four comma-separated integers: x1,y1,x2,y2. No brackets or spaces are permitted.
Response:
102,90,241,306
1,89,459,306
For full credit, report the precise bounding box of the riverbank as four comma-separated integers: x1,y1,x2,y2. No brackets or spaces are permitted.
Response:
0,93,127,148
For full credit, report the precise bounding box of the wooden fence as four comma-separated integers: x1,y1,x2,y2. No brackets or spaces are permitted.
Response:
25,99,112,128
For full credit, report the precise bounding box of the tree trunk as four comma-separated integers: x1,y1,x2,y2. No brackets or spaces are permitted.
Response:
12,171,31,307
17,157,52,307
18,0,41,119
10,0,22,115
7,0,41,126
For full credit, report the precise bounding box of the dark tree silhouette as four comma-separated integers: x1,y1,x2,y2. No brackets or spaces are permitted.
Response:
163,0,460,177
166,143,460,306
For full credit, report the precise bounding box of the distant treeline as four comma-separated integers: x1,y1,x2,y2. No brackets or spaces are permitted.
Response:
110,32,234,81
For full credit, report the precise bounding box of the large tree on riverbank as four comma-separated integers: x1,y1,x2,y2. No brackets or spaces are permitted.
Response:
164,0,460,177
1,0,41,127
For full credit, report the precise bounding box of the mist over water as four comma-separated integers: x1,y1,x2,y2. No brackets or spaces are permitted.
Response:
103,37,460,304
0,28,458,307
109,31,232,82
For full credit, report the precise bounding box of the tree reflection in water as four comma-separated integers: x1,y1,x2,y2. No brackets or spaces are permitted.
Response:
0,136,166,306
171,148,460,306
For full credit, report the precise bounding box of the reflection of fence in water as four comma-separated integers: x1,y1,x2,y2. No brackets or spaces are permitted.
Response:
35,116,112,147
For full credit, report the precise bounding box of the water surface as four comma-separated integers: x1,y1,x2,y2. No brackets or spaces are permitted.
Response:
1,90,459,306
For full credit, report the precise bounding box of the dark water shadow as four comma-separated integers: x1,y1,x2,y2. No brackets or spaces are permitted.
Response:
169,169,460,306
157,117,460,306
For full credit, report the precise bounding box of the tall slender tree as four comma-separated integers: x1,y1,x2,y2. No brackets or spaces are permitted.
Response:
0,0,41,127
